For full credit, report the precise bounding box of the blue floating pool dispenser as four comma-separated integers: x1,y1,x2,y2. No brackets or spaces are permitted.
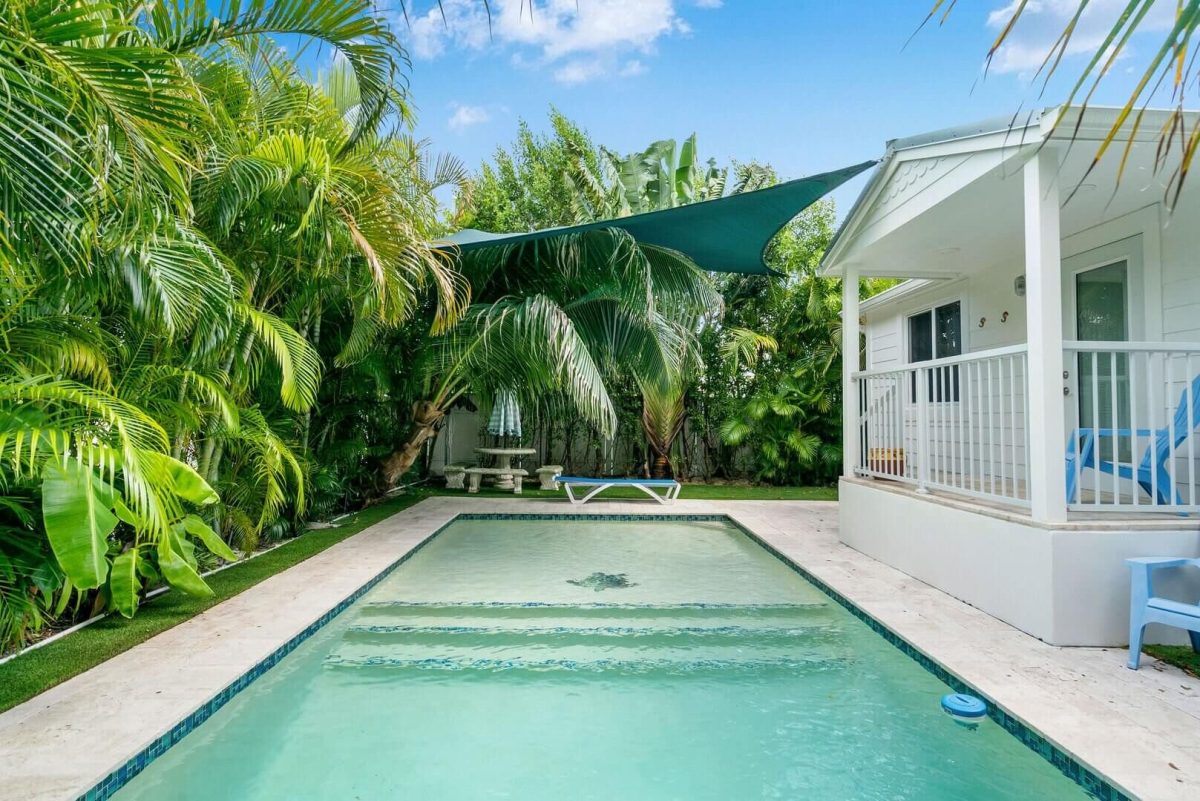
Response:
941,693,987,728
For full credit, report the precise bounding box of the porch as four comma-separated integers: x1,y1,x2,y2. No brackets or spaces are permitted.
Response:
851,341,1200,519
822,106,1200,646
828,106,1200,526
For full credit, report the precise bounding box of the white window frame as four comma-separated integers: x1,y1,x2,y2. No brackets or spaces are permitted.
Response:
905,297,965,366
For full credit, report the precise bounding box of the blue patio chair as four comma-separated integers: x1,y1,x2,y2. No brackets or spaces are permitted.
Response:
1126,557,1200,669
1065,374,1200,506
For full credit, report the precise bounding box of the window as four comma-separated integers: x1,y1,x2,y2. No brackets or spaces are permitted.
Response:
908,301,961,401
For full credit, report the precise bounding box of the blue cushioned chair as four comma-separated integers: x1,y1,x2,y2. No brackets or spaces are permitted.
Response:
1126,557,1200,669
1066,375,1200,506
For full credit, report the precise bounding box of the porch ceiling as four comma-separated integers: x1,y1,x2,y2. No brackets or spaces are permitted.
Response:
829,135,1182,280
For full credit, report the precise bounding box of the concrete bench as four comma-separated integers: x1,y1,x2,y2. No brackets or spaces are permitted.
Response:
443,464,468,490
536,465,564,490
465,467,528,494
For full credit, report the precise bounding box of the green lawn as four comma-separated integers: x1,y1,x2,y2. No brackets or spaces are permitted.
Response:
1144,644,1200,678
0,482,834,713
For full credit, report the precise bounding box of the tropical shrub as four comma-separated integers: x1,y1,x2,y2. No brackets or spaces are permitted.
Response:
0,0,454,651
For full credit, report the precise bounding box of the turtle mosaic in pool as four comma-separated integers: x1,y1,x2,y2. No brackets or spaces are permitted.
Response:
566,571,638,591
108,516,1107,800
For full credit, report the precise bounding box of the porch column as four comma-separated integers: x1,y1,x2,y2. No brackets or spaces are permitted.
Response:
842,265,860,479
1024,148,1068,523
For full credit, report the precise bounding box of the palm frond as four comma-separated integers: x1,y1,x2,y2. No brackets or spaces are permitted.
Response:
146,0,409,148
438,295,617,436
239,305,323,412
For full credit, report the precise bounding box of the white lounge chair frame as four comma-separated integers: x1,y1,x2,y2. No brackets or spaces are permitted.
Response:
557,476,681,505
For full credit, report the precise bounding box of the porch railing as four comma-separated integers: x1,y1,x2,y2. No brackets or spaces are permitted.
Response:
1064,341,1200,513
853,344,1030,506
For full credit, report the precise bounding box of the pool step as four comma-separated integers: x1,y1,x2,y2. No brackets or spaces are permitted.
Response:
340,623,842,649
322,651,851,675
352,601,836,628
326,602,849,676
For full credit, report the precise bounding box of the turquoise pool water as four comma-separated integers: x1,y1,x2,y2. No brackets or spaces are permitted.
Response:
113,517,1089,800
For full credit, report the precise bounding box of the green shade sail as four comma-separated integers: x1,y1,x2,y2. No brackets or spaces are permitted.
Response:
437,160,876,275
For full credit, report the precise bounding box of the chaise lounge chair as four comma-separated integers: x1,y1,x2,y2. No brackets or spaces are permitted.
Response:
556,476,681,505
1065,374,1200,506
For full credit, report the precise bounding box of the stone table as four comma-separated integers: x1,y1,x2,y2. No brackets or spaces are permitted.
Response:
474,447,538,491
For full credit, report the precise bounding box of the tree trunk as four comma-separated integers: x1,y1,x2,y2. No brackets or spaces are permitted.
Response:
379,401,445,489
300,312,322,455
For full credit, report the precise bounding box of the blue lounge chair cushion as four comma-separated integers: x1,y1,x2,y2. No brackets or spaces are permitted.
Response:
557,476,679,486
556,476,682,505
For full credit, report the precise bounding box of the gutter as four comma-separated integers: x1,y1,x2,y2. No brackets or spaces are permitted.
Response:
818,148,893,276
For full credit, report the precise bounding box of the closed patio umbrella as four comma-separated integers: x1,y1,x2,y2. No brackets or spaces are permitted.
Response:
487,390,522,445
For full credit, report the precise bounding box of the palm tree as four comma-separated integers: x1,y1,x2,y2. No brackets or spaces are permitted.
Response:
0,0,441,644
565,141,782,477
928,1,1199,205
379,294,616,486
185,56,467,531
378,227,719,486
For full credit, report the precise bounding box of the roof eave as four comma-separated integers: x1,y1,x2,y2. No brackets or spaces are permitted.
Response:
819,108,1051,278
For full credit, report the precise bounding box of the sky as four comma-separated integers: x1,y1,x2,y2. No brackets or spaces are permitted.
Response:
388,0,1178,219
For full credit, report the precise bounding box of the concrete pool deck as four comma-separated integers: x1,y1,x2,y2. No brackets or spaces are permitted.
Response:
0,497,1197,800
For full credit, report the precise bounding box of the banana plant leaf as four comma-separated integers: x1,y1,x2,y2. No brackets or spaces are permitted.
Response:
40,461,118,590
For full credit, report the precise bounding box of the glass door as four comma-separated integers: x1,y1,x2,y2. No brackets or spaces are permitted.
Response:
1074,261,1130,457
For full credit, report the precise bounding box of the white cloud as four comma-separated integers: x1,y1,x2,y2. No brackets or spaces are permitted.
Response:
986,0,1175,76
619,59,647,78
405,0,698,83
447,103,491,131
554,59,607,85
694,0,723,7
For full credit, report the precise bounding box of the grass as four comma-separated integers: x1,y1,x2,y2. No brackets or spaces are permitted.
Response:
0,481,833,713
1144,644,1200,678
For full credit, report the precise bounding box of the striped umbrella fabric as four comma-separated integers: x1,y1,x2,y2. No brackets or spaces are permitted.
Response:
487,390,522,439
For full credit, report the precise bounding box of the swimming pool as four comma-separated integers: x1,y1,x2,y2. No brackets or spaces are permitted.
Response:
109,515,1101,800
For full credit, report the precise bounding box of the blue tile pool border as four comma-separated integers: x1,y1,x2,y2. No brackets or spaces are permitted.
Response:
77,511,1131,801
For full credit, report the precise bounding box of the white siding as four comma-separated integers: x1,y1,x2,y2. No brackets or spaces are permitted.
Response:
1161,190,1200,341
863,269,1030,487
866,314,901,369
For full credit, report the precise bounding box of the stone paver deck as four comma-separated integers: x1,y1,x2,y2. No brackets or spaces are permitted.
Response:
0,497,1197,800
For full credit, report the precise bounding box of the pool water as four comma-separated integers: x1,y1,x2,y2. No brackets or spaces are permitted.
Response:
113,518,1089,800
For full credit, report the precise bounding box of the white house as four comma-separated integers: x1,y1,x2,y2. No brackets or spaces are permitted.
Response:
822,106,1200,647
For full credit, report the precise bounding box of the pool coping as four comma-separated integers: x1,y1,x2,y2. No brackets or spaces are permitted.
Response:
1,498,1195,800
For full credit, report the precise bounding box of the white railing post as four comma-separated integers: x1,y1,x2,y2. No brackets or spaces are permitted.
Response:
853,345,1030,506
842,265,861,479
915,365,930,494
1024,148,1069,524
